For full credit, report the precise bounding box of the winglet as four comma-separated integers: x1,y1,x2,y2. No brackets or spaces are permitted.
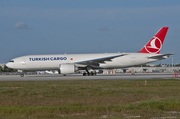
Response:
138,27,169,54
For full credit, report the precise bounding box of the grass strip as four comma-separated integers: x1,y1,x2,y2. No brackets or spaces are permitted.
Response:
0,99,180,114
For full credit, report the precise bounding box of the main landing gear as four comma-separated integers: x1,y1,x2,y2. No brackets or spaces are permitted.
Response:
83,72,96,76
83,68,96,76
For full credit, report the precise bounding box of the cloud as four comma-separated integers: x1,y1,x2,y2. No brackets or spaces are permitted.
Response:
14,22,32,29
98,27,110,31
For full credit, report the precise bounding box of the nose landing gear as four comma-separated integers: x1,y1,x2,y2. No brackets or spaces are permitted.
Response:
20,73,24,77
18,70,24,77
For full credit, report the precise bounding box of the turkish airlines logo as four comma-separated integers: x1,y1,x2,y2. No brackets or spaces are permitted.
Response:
145,37,162,53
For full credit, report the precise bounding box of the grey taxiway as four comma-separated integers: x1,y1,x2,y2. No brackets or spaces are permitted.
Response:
0,73,177,81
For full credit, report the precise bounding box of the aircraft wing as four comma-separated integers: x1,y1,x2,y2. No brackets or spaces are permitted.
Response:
76,54,126,68
148,53,174,59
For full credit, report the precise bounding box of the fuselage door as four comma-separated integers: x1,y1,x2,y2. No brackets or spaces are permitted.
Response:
21,58,26,65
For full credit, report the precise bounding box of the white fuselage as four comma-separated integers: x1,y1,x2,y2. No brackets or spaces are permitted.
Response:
6,53,163,71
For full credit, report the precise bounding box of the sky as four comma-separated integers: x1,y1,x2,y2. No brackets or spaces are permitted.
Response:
0,0,180,65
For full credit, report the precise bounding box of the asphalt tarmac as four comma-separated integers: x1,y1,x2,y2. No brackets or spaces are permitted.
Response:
0,73,177,81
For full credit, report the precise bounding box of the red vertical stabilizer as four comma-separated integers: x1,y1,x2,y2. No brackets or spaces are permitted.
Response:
138,27,169,54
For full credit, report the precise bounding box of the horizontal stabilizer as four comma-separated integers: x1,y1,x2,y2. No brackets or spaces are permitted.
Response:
148,53,174,59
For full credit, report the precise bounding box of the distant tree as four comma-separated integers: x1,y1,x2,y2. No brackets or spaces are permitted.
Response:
133,64,151,67
142,64,148,67
175,64,180,67
3,65,17,72
0,66,3,72
155,64,161,67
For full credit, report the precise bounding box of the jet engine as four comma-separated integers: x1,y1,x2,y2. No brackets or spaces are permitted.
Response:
59,63,78,74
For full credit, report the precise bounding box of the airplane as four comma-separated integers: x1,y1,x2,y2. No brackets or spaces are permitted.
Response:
6,27,173,77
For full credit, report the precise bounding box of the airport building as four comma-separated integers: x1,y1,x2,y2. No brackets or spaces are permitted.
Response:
103,66,180,74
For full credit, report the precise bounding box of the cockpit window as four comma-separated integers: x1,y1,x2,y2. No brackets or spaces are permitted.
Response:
9,60,14,63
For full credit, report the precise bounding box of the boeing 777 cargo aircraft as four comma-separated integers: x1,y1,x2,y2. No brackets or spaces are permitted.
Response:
6,27,173,77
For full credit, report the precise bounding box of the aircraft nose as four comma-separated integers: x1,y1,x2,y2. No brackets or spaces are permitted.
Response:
6,59,16,69
6,62,13,69
6,63,11,68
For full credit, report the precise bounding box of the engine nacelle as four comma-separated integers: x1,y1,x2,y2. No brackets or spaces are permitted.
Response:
59,63,77,74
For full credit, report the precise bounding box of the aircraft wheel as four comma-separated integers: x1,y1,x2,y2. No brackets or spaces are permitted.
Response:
93,73,96,76
83,72,96,76
83,73,86,76
20,73,24,77
87,73,90,76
